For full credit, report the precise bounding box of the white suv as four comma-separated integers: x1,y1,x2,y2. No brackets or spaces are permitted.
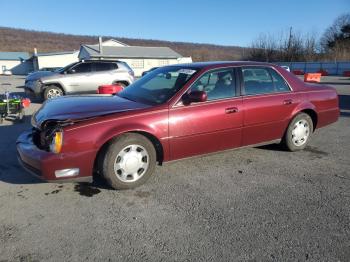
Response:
25,60,135,100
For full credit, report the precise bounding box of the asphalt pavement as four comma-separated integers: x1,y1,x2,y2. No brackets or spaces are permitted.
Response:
0,75,349,261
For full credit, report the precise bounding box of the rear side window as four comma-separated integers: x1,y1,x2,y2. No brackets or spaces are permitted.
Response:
119,61,133,71
242,67,290,95
242,67,274,95
95,63,117,72
268,68,290,92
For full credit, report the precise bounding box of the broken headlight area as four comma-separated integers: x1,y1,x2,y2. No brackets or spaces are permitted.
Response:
32,120,70,153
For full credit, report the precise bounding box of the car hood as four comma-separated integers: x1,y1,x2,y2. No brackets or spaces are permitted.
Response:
32,95,151,128
26,71,56,81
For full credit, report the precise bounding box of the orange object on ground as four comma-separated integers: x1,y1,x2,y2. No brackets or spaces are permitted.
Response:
317,69,328,76
21,98,31,108
304,73,321,83
343,71,350,77
292,69,304,75
97,84,124,94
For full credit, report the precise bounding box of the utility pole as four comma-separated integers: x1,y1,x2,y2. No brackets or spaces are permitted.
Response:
288,27,293,62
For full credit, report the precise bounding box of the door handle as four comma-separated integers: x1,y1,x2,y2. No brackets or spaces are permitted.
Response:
225,107,239,114
283,99,293,105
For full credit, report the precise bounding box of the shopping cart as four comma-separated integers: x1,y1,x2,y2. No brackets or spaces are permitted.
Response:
0,82,31,124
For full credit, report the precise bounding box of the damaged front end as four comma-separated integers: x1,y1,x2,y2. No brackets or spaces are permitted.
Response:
32,121,65,153
17,117,93,182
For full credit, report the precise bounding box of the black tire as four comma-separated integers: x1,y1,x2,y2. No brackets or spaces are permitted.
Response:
100,133,156,190
43,85,63,100
283,113,313,151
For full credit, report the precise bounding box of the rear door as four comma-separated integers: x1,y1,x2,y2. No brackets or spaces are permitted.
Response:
241,66,300,146
89,62,119,91
169,67,243,160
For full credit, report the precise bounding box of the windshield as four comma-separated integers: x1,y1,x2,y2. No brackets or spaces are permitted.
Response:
118,66,199,105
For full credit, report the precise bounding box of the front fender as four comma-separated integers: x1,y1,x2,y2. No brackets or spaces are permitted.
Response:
96,123,160,149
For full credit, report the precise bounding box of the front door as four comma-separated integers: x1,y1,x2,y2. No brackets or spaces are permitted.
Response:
64,62,95,94
169,67,243,160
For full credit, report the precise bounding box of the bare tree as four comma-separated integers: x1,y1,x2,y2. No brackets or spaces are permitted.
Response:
249,33,278,62
320,13,350,61
248,28,318,62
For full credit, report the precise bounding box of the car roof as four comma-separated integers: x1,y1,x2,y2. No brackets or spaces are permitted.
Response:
172,61,276,70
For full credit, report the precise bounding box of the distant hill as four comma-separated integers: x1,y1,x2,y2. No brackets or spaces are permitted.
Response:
0,27,249,61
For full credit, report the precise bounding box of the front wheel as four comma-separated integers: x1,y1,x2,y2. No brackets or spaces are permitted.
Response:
283,113,313,151
100,133,156,190
43,86,63,100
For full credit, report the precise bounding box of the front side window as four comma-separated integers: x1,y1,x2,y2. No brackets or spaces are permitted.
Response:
190,68,236,101
58,62,79,74
70,63,92,74
242,67,274,95
118,66,199,105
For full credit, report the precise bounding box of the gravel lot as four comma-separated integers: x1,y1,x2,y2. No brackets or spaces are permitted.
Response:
0,75,349,261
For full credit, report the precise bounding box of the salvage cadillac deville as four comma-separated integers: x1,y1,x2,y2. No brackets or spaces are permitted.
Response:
17,62,339,189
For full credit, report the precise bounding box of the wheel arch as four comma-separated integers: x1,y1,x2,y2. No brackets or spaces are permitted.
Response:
290,102,318,131
112,80,130,87
300,109,318,131
42,82,66,94
93,130,165,175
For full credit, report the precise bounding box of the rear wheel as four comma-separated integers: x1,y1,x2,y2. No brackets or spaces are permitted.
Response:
43,85,63,100
113,82,127,88
100,133,156,190
283,113,313,151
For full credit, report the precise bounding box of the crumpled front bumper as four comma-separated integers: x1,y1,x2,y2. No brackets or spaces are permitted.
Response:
16,130,92,183
24,80,42,97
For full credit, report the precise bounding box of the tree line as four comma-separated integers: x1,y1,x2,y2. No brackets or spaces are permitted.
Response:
0,27,246,62
248,13,350,62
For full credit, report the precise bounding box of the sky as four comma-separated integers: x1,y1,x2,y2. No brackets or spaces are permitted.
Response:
0,0,349,47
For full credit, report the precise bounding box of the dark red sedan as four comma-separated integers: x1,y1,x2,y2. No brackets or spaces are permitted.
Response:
17,62,339,189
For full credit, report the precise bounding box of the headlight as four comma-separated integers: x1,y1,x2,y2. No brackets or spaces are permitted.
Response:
50,131,63,153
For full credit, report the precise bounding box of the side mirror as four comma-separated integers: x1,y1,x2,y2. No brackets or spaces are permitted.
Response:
182,90,207,105
69,69,76,74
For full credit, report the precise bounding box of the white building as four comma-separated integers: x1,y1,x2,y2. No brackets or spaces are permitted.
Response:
33,50,79,71
79,39,192,77
1,39,192,76
0,52,33,75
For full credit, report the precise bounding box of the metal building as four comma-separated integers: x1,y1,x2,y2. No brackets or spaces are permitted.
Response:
79,39,192,77
0,52,33,74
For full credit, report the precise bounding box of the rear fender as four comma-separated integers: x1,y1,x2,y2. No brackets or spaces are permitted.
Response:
290,101,316,118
